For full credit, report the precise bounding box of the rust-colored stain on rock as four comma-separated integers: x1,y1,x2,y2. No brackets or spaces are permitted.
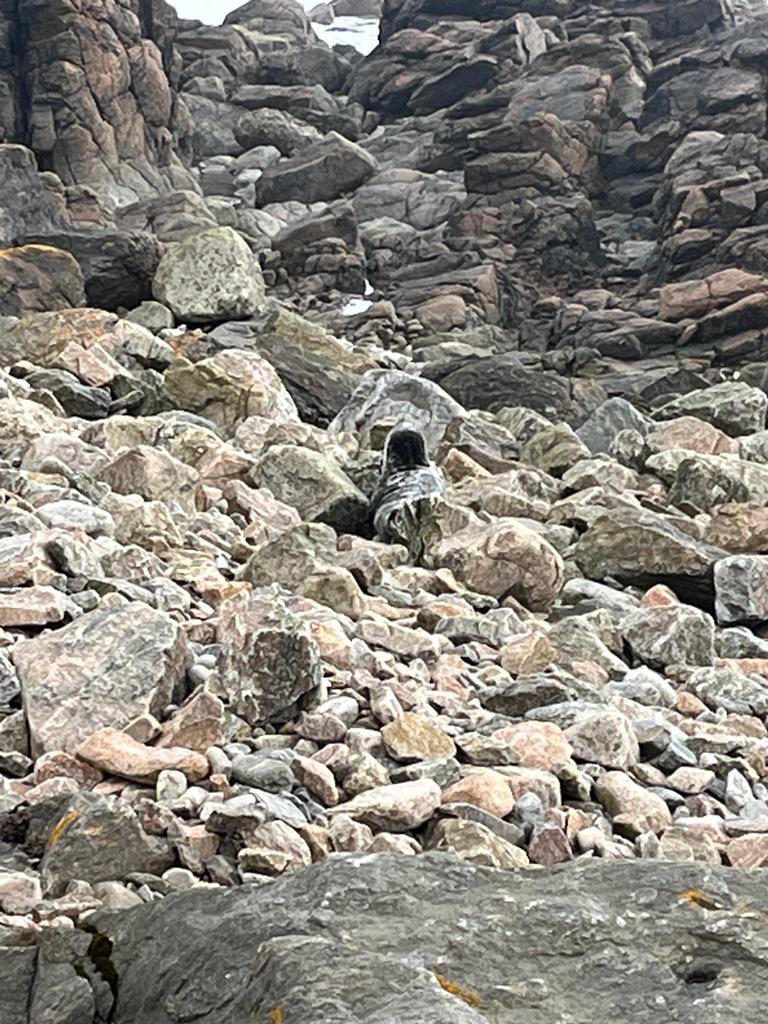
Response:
434,972,482,1008
46,809,80,848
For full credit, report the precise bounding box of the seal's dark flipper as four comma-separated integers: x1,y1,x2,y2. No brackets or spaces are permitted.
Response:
384,428,430,472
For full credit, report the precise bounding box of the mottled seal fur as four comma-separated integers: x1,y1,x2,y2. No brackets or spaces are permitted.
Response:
369,427,445,544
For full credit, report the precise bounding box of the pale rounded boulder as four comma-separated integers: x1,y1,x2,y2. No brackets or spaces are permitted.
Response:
152,226,266,323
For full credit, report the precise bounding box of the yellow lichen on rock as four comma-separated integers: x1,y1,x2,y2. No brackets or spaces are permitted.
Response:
434,973,482,1008
46,810,80,848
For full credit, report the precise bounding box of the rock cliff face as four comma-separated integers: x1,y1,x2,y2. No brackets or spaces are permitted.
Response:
4,1,768,1022
0,0,196,207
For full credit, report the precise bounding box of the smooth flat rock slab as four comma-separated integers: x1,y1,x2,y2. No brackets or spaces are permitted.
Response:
86,854,768,1024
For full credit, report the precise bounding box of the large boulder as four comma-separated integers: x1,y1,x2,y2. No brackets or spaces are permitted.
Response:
660,453,768,512
229,82,356,136
576,397,651,454
98,445,201,512
0,397,72,455
234,107,322,155
423,355,599,422
12,602,190,755
432,518,564,612
0,306,161,378
0,145,77,244
621,605,716,668
209,306,373,426
87,855,768,1024
215,587,322,726
20,229,164,311
152,227,266,323
654,382,768,437
164,349,299,435
329,369,466,451
239,522,341,590
575,509,728,605
714,555,768,625
0,244,85,316
254,132,377,205
39,792,173,897
253,444,369,534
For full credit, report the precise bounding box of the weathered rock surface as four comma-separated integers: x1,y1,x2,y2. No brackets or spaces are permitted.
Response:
6,1,768,1019
714,555,768,625
253,443,368,533
433,518,564,611
152,228,266,323
0,2,196,205
164,348,299,434
76,728,209,784
0,245,85,316
39,792,173,897
328,779,442,831
30,855,767,1024
13,602,189,755
254,132,377,205
215,588,322,725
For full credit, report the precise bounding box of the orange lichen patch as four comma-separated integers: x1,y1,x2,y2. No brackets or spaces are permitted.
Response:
679,889,722,910
194,579,252,606
434,973,482,1008
46,810,80,848
166,329,206,357
267,1007,284,1024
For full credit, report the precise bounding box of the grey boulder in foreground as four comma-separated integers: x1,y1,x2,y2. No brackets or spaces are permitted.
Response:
7,853,765,1024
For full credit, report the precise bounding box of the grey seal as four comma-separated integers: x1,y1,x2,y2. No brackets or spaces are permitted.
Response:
369,426,445,545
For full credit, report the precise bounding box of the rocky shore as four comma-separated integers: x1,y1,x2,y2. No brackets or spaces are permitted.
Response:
3,0,768,1021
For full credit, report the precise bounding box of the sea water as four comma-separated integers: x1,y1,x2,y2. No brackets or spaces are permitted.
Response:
171,0,380,54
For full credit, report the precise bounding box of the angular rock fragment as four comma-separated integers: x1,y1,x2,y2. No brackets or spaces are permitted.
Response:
594,771,672,835
577,398,651,454
565,710,640,770
99,445,201,513
655,381,767,437
427,818,529,869
76,728,209,784
0,244,85,316
328,368,465,450
253,443,368,534
621,605,716,667
255,132,377,205
165,348,299,435
0,586,69,628
39,792,173,896
441,770,515,817
13,602,189,754
328,779,441,831
576,509,726,604
433,518,564,611
714,555,768,625
381,713,456,763
156,691,227,753
215,587,322,725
